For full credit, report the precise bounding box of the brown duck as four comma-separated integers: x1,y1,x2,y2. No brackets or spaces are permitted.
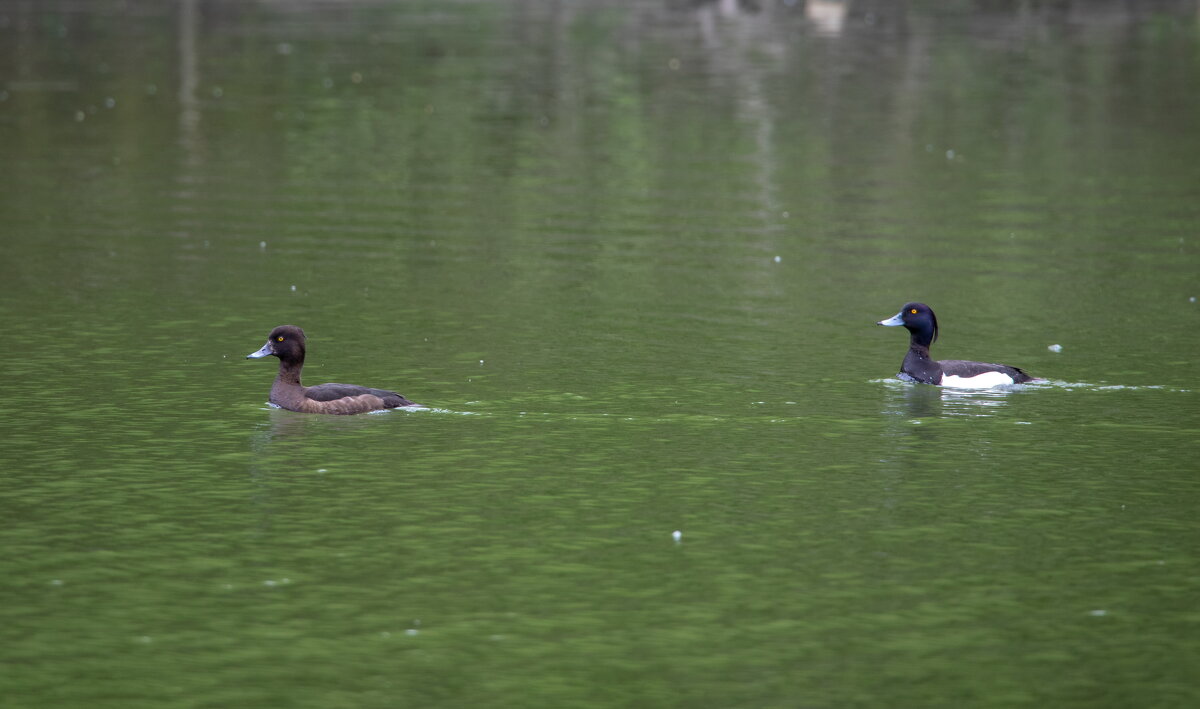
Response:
246,325,420,414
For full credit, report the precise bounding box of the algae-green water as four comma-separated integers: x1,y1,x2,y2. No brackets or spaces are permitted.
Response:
2,2,1198,707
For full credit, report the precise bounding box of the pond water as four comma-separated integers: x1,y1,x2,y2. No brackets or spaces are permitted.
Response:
2,1,1199,707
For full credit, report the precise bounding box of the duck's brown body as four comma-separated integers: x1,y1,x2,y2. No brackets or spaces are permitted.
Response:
248,325,418,415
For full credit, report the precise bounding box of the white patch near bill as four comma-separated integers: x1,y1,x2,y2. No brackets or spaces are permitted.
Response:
941,371,1014,389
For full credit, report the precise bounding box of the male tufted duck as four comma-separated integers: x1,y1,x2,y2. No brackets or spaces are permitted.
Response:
247,325,419,414
876,302,1036,388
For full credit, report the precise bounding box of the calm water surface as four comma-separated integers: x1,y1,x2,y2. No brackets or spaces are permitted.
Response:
2,1,1199,707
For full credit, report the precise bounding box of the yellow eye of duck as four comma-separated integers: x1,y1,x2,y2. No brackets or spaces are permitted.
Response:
277,336,284,342
910,308,917,314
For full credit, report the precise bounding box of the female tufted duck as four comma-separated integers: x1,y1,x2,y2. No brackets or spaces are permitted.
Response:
876,302,1036,388
246,325,419,414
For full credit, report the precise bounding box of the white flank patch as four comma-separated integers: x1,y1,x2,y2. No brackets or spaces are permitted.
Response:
941,371,1014,389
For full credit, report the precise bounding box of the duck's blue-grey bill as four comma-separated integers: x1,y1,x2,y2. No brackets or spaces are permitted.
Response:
876,312,905,327
246,342,273,359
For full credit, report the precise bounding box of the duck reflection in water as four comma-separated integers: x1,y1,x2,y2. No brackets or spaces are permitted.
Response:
882,380,1020,420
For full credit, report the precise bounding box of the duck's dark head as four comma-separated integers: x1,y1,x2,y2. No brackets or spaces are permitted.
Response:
877,302,938,346
247,325,307,363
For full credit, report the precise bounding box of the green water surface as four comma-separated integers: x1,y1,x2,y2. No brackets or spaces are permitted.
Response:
2,2,1199,707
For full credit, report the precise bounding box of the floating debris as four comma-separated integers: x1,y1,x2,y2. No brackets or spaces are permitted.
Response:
672,530,682,543
1048,344,1063,353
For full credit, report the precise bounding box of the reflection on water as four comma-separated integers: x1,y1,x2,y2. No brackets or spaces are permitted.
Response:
878,378,1028,419
251,406,387,444
248,404,441,450
937,385,1023,417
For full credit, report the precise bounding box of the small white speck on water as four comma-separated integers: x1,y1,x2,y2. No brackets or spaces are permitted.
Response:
1089,609,1108,617
259,240,267,249
1048,344,1063,353
1190,296,1197,303
290,285,297,292
773,255,782,263
317,468,327,473
946,149,956,160
672,530,682,543
405,628,419,636
480,359,484,365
